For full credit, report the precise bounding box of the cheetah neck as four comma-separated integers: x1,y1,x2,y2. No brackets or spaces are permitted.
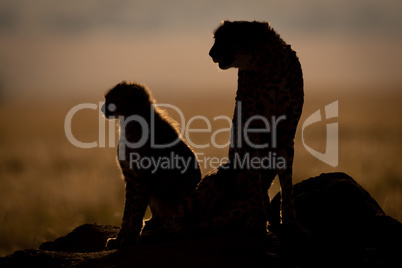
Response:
234,45,304,131
117,107,155,144
236,69,286,102
235,44,295,103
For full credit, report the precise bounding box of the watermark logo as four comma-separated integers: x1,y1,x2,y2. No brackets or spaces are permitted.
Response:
301,101,339,167
64,100,339,170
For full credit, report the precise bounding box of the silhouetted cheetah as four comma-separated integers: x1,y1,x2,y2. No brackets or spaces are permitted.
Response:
209,20,304,228
167,21,304,234
102,81,201,248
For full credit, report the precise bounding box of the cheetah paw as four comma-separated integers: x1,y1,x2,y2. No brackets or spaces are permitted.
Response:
105,237,120,250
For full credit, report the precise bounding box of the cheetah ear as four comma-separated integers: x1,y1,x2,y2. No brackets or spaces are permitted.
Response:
221,20,232,25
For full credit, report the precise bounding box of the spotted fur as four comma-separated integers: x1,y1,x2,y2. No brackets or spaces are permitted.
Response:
102,81,201,248
167,21,304,234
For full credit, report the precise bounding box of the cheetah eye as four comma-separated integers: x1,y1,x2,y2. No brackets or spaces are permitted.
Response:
108,103,116,112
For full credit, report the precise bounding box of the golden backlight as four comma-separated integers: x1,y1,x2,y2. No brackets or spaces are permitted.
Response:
0,0,401,257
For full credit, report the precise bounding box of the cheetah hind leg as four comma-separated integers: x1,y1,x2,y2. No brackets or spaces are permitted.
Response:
142,217,164,233
138,183,222,244
196,199,268,238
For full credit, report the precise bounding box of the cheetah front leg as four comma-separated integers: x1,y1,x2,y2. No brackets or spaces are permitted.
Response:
277,138,310,236
242,172,268,234
276,136,297,226
107,178,150,249
278,165,297,225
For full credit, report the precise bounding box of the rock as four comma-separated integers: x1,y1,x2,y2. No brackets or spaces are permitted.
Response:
40,224,119,253
79,230,273,268
1,172,401,267
271,172,402,267
0,227,274,268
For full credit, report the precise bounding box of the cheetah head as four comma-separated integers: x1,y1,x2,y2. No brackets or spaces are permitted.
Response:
102,81,154,118
209,20,271,70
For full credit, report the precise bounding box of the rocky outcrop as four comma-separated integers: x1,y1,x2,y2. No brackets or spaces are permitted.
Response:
271,172,402,267
1,226,272,268
1,173,401,267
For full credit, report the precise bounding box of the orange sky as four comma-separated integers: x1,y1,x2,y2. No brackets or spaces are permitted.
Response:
0,0,401,100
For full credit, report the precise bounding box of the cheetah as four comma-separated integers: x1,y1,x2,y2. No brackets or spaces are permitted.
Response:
102,81,201,248
165,21,304,235
209,20,304,229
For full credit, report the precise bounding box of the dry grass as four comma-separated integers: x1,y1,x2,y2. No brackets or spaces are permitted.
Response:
0,89,401,256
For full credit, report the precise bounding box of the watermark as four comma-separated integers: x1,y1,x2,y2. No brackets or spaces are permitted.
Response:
301,101,339,167
65,101,285,156
64,100,339,169
127,151,286,174
129,152,198,174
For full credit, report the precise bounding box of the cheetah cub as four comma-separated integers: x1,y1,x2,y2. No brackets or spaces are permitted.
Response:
102,81,201,248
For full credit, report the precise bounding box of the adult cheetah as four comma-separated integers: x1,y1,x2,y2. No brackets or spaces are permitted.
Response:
209,20,304,228
158,21,304,237
102,81,201,248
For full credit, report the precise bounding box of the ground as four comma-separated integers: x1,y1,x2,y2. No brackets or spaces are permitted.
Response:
1,173,401,268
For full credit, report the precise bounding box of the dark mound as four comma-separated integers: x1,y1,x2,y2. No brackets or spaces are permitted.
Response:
271,172,402,267
1,172,401,267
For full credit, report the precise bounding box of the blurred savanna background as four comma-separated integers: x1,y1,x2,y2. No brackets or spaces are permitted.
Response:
1,0,402,257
